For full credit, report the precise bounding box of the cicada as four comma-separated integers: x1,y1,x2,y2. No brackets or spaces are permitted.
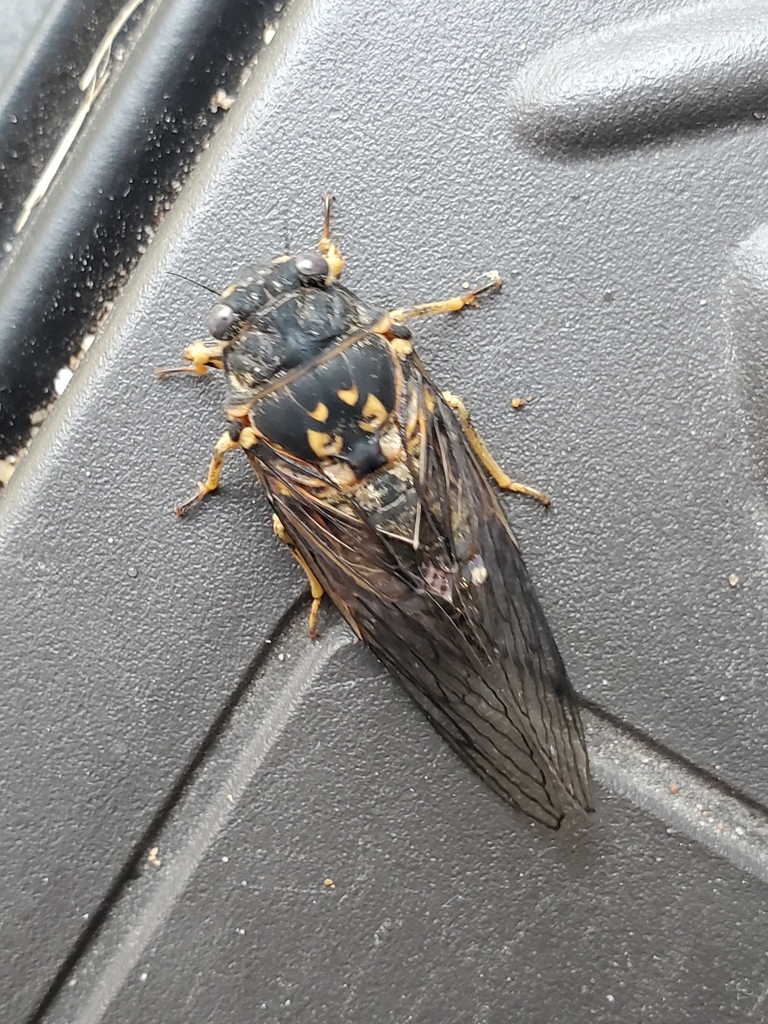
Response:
158,198,592,828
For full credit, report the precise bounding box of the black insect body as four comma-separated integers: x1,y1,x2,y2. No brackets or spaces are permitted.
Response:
161,200,591,829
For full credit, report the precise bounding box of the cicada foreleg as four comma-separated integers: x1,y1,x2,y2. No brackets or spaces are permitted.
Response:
154,339,227,379
317,193,345,284
441,391,550,507
272,514,325,638
173,422,258,516
387,271,502,328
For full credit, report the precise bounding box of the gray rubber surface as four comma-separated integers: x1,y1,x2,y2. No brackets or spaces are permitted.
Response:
3,0,768,1020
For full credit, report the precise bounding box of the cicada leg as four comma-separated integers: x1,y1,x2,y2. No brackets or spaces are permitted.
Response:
272,514,325,638
154,339,226,378
174,423,258,516
387,271,502,327
317,193,345,284
441,391,550,507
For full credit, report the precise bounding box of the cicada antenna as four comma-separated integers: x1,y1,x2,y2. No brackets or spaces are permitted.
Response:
168,271,219,296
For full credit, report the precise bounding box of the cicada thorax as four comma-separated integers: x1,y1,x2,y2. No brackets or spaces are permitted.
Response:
243,332,449,553
207,260,420,541
248,332,400,479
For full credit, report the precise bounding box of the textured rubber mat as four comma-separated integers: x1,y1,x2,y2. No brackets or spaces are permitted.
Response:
3,0,768,1021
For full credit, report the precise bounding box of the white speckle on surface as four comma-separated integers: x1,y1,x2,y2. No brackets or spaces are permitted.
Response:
53,366,74,395
0,459,16,486
209,88,234,113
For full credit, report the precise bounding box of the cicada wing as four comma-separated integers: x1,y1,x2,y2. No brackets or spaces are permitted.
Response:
418,382,592,820
250,377,591,828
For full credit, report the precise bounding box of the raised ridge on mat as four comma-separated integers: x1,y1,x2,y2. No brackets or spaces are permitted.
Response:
509,0,768,153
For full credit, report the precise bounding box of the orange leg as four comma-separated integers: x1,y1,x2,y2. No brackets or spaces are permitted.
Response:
442,391,550,507
173,426,258,516
272,514,325,638
154,340,226,379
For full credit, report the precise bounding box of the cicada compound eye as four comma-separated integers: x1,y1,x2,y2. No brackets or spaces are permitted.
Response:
294,252,330,285
206,302,239,340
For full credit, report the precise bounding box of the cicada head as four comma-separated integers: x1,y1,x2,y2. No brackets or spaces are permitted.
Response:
213,255,383,397
205,250,341,342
